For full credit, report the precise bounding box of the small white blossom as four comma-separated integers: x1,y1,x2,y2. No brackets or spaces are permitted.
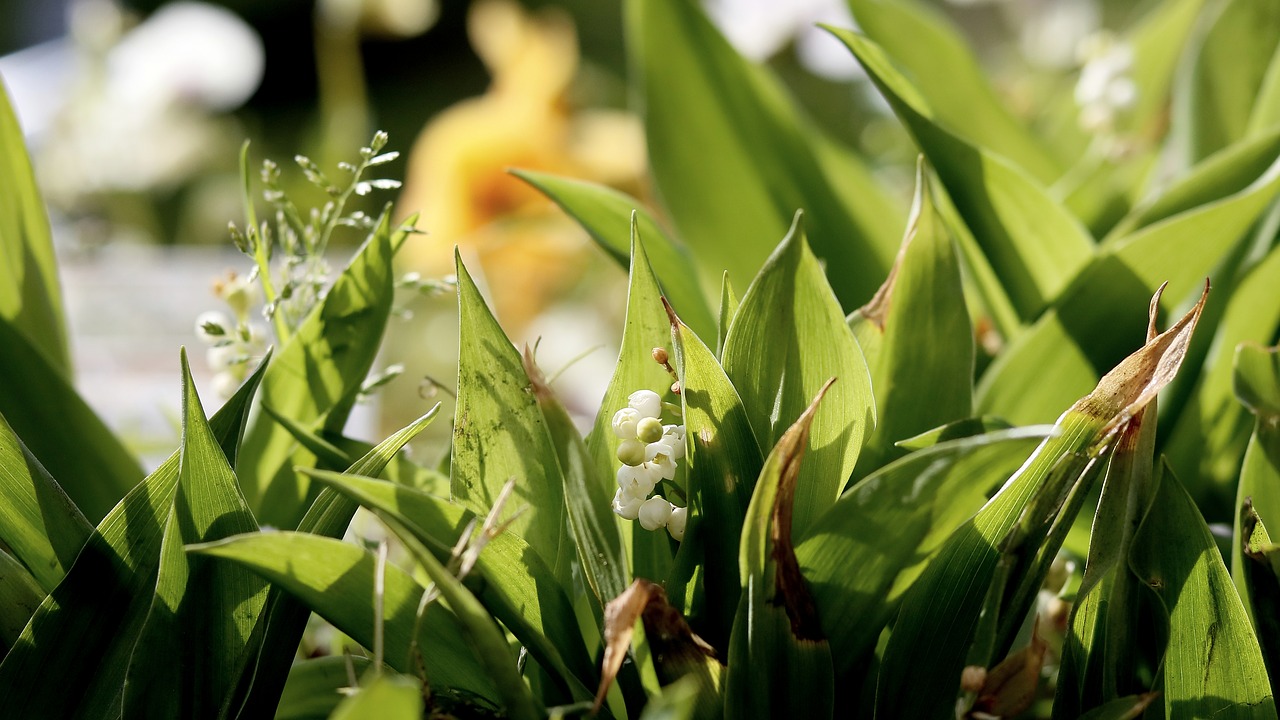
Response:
638,497,673,531
617,464,659,498
668,505,687,541
206,344,239,372
612,488,644,520
1074,35,1135,134
644,448,678,481
212,371,240,399
612,407,641,439
628,389,662,420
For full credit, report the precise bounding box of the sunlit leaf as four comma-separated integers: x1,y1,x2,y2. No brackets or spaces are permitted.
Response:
329,672,423,720
722,214,874,534
627,0,898,309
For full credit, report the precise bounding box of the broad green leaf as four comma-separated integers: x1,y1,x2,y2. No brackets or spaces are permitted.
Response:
848,166,972,477
381,514,542,720
302,469,595,700
876,288,1207,718
627,0,897,309
980,146,1280,425
0,314,142,523
238,212,396,529
190,532,499,704
722,214,875,535
1183,0,1280,161
0,551,42,649
513,171,715,338
725,385,834,719
1054,399,1159,718
669,299,763,651
0,353,267,717
893,416,1014,451
831,28,1095,322
0,76,68,374
638,675,700,720
1076,693,1160,720
222,408,441,720
798,427,1046,673
450,251,572,587
1233,344,1280,642
1120,0,1207,143
329,672,423,720
1248,42,1280,135
122,350,268,719
1129,462,1277,718
523,349,628,613
0,410,92,591
1164,243,1280,502
276,656,370,720
845,0,1060,181
586,228,678,585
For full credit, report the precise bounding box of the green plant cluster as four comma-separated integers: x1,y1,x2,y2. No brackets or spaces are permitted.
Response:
3,0,1280,718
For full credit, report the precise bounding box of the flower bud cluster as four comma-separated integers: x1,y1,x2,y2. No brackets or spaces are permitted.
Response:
195,270,268,399
610,389,688,541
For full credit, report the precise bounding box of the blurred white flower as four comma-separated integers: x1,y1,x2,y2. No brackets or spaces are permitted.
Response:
627,389,662,420
701,0,863,80
668,505,687,541
1013,0,1100,69
1075,34,1136,134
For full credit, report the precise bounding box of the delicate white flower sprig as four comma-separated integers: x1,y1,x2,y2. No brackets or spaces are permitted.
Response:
195,270,268,399
609,380,688,541
1075,33,1136,152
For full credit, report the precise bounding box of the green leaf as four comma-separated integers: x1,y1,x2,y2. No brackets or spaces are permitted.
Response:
0,76,68,374
223,408,442,719
1164,242,1280,502
980,146,1280,425
329,672,423,720
716,273,737,360
0,314,143,523
276,656,370,720
513,171,715,339
523,349,629,613
1121,0,1208,143
627,0,898,309
302,469,595,700
848,165,972,477
725,384,834,719
122,350,268,718
1129,462,1277,718
238,212,396,528
0,550,43,650
0,410,92,591
845,0,1060,182
798,427,1046,673
876,288,1208,718
668,298,763,651
190,532,499,704
1054,404,1159,718
1232,344,1280,652
721,214,875,535
830,27,1095,322
0,352,267,717
450,251,572,587
1247,42,1280,135
381,514,543,720
1183,0,1280,161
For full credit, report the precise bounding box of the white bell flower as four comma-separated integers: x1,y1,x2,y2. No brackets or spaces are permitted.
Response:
612,407,641,439
612,488,644,520
668,505,688,541
638,497,673,531
628,389,662,419
617,438,647,466
643,448,677,482
617,464,659,498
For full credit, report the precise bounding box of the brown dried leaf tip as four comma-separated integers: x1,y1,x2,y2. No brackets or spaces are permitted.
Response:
592,579,719,713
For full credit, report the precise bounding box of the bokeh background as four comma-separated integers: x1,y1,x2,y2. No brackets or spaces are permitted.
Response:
0,0,1137,468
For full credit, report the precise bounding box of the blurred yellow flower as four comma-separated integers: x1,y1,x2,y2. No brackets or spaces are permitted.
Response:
397,0,645,333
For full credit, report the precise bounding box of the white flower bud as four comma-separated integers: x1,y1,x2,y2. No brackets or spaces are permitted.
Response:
628,389,662,419
667,505,687,541
612,407,641,439
636,416,664,444
612,488,644,520
195,311,231,343
617,439,647,466
638,497,673,531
